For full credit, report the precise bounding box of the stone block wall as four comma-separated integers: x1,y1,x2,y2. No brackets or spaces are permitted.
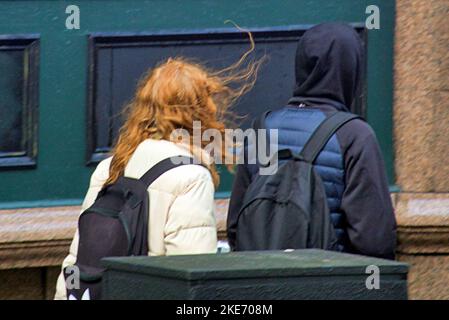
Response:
394,0,449,299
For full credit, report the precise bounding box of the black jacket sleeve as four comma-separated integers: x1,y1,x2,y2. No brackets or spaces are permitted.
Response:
227,163,252,250
338,120,397,259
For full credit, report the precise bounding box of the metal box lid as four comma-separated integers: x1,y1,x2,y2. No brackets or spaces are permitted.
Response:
102,249,408,281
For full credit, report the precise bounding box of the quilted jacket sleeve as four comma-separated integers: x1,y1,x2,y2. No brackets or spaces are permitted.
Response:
164,176,217,255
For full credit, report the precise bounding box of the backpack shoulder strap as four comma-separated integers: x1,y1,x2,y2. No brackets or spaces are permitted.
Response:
138,155,197,187
252,110,271,130
247,111,271,166
299,112,362,163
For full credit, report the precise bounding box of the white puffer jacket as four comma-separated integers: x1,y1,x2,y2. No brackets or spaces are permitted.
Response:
54,139,217,299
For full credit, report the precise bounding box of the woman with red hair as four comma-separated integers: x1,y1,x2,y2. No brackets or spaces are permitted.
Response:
55,40,260,299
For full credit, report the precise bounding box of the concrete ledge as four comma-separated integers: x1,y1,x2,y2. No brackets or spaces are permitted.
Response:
214,199,229,240
0,199,230,270
397,225,449,254
0,240,72,270
0,206,79,270
394,192,449,299
2,193,449,300
3,192,449,269
394,192,449,254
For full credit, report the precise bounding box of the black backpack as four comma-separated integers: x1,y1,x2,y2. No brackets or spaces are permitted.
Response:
235,111,360,251
64,155,196,300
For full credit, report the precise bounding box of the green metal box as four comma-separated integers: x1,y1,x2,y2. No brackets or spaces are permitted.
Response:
101,249,408,300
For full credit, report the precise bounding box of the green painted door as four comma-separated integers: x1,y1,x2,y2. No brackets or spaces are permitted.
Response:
0,0,395,208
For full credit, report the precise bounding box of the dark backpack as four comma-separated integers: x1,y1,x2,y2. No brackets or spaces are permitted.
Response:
235,111,360,251
64,155,196,300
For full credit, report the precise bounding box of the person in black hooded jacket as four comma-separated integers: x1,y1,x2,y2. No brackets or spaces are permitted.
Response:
227,23,397,259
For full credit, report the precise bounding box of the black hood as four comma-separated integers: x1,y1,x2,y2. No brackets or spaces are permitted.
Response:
291,23,363,111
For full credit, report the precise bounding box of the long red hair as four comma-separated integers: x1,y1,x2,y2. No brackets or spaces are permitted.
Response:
105,32,262,187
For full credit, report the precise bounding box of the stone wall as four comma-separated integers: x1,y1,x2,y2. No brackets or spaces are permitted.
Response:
394,0,449,299
0,201,229,299
0,206,78,299
0,267,59,300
